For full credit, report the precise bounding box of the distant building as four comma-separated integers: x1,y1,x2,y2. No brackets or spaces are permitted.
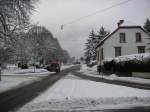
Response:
96,20,150,66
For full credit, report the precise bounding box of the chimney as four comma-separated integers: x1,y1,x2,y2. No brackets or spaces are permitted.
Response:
117,20,124,27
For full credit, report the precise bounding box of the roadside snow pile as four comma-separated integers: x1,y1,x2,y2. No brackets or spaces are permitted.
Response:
79,64,98,75
79,64,89,72
104,74,150,85
18,73,150,111
61,64,74,70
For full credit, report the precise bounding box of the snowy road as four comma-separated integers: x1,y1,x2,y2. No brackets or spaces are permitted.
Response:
0,65,78,112
17,67,150,112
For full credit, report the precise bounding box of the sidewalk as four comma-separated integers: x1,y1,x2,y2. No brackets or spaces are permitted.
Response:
78,64,150,90
73,71,150,90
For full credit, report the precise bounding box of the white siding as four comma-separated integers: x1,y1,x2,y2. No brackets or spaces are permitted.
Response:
97,27,150,65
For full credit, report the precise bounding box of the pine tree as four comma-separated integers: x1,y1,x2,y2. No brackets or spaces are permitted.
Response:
96,26,109,40
84,27,109,64
84,29,97,63
143,18,150,51
144,18,150,34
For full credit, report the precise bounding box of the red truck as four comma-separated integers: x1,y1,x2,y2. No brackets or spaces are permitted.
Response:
46,60,61,73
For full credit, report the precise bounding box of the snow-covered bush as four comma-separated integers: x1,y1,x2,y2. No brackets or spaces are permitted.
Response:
87,60,97,67
103,53,150,75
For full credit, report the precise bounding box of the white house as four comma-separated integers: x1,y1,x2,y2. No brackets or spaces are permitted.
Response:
96,22,150,66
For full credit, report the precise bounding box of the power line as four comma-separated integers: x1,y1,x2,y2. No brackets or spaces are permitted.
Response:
61,0,133,29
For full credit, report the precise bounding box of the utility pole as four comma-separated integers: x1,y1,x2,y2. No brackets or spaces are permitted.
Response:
33,31,36,73
0,63,1,81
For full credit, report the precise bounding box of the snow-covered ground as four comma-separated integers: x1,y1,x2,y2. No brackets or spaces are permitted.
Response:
2,67,50,76
17,73,150,112
0,68,51,93
2,64,73,76
79,64,150,85
0,64,73,93
61,64,74,70
0,76,41,93
79,64,98,76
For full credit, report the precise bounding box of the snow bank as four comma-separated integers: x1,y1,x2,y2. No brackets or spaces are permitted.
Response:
79,64,150,85
79,64,97,74
18,73,150,111
61,64,74,70
104,53,150,63
104,74,150,85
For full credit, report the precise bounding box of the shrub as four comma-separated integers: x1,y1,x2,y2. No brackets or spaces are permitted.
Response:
103,53,150,76
18,62,28,69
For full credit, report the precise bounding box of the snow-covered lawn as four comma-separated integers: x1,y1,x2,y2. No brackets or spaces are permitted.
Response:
2,64,73,76
79,64,150,85
2,68,51,76
0,68,50,93
17,73,150,111
0,76,40,93
0,65,73,94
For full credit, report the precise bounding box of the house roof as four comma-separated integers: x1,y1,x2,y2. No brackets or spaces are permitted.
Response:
96,26,150,49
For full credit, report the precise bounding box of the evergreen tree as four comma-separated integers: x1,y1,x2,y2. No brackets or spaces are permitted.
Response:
96,26,109,40
144,18,150,34
143,18,150,51
84,29,97,63
84,27,109,64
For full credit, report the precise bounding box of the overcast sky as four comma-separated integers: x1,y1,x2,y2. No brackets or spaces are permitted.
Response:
31,0,150,58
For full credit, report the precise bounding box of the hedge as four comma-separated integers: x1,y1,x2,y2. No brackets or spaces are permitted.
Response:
103,53,150,76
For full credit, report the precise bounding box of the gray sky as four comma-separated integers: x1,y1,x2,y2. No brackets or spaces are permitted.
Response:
31,0,150,58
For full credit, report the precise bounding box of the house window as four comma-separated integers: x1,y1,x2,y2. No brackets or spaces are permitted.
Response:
115,47,121,57
136,33,142,42
101,48,104,60
138,46,145,53
119,33,126,43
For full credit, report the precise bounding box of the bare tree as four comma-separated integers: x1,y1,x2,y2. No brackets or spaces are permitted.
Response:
0,0,38,42
0,0,38,66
